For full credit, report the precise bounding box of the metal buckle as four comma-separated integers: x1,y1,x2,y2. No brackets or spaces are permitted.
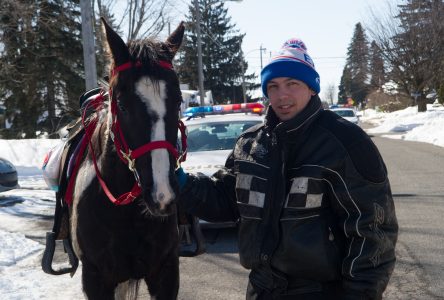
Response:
120,150,141,186
121,150,135,170
176,151,187,170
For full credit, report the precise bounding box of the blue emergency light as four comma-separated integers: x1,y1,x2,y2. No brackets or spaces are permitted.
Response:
183,103,264,118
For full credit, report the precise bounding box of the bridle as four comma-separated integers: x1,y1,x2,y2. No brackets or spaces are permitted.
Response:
81,59,187,205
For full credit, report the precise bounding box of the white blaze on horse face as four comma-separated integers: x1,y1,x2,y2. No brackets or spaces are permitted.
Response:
136,77,175,210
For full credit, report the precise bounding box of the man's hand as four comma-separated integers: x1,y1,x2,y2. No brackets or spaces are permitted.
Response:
176,167,188,190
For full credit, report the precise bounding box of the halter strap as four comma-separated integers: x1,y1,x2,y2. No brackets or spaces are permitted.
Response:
67,58,185,206
109,59,185,171
110,100,181,165
68,85,187,206
112,60,173,76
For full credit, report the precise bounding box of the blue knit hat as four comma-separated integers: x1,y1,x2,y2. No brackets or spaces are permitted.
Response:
261,38,320,97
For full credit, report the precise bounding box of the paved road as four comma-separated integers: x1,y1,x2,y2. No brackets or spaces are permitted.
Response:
179,132,444,300
2,128,444,299
178,228,248,300
371,134,444,299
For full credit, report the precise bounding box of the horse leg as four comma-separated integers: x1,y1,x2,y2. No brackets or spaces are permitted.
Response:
82,260,117,300
145,254,179,300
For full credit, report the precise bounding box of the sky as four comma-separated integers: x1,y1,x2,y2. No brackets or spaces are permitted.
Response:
168,0,395,100
0,103,444,298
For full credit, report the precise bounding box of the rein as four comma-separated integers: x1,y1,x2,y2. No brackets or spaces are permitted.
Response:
66,60,187,206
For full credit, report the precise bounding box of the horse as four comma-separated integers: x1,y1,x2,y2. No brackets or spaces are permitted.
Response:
68,18,185,299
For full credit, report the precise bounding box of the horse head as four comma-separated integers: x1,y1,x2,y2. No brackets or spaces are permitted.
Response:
102,18,184,216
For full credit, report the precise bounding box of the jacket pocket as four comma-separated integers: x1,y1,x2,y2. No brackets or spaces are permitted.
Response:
271,214,342,282
237,216,262,269
234,160,269,269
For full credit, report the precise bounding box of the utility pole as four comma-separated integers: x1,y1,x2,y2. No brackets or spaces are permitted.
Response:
239,48,247,104
80,0,97,90
260,44,266,70
259,45,266,98
194,0,205,106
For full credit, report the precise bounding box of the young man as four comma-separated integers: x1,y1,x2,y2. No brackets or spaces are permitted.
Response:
177,38,398,300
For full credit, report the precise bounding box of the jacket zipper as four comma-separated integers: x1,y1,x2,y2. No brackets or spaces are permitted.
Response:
328,226,335,241
271,132,277,147
259,131,280,264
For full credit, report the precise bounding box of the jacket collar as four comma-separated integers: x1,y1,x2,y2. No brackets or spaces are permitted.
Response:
264,95,323,137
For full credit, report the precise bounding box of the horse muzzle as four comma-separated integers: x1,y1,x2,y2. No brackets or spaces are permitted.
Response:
141,185,177,217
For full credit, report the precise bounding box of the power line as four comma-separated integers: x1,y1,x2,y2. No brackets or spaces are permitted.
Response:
312,56,346,59
174,1,346,62
169,0,189,20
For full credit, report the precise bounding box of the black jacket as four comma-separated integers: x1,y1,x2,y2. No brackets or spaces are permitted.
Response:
180,96,398,299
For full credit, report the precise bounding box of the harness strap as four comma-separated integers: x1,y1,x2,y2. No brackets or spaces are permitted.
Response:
82,103,142,206
64,134,89,206
131,140,178,160
110,96,181,168
112,60,173,77
64,94,140,206
64,58,186,206
178,120,187,163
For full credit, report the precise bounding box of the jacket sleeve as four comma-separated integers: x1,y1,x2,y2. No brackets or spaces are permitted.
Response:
178,151,240,223
332,137,398,300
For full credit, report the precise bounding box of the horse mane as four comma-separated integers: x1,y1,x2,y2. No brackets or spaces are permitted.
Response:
128,38,167,64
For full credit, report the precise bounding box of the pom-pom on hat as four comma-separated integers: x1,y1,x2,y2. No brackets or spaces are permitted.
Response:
261,38,320,97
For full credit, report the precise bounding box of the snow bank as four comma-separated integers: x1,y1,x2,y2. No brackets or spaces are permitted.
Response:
0,139,61,176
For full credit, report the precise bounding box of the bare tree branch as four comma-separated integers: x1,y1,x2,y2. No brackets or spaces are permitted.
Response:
99,0,174,41
365,0,444,111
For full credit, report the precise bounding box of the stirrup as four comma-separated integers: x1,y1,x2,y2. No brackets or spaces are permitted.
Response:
41,231,79,277
179,215,206,257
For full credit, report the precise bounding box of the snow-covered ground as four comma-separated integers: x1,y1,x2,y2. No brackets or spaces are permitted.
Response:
360,103,444,147
0,139,83,299
0,103,443,299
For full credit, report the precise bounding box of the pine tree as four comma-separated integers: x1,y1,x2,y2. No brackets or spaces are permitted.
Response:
339,23,370,106
369,41,385,90
176,0,253,104
0,0,42,137
37,0,84,132
0,0,84,137
369,0,444,112
337,66,352,105
393,0,444,111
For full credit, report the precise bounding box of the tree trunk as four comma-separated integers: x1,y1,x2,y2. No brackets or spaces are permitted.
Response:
46,80,57,133
417,95,427,112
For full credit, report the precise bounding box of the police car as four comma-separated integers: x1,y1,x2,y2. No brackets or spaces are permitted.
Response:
181,103,265,228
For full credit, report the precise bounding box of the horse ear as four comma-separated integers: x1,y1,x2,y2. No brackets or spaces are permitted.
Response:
101,17,130,67
166,21,185,58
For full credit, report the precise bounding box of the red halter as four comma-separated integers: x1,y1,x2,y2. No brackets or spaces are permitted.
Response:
82,60,186,205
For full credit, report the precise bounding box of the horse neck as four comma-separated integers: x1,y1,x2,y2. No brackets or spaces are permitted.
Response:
92,111,135,189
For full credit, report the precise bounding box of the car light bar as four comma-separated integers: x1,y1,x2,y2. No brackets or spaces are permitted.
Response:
183,102,265,117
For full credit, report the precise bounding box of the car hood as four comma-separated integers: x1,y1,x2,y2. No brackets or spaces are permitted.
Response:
181,150,232,176
343,116,359,124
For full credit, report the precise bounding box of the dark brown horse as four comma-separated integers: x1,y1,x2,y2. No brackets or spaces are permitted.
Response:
69,19,184,299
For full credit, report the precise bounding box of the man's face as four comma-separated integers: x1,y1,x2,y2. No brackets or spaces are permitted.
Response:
266,77,316,121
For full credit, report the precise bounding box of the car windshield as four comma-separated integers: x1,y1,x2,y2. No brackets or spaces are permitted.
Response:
185,121,260,152
333,110,355,117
